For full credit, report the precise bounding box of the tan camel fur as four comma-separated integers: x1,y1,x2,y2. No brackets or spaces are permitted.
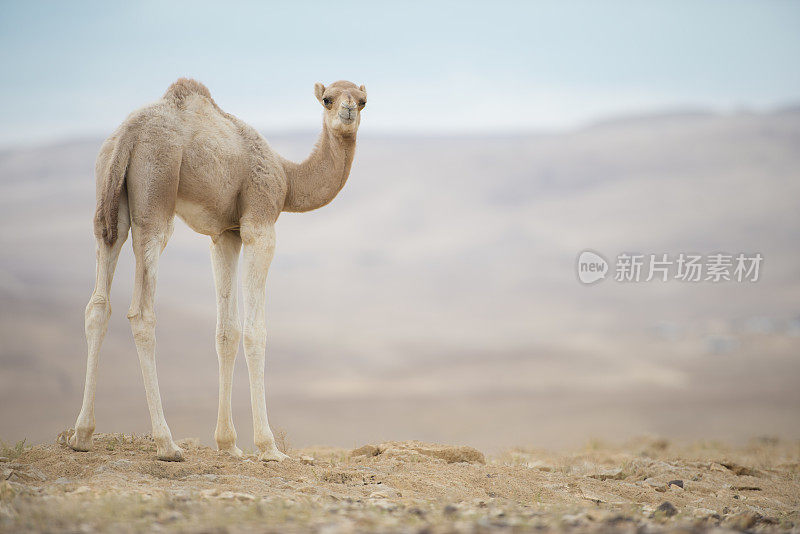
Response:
69,78,367,461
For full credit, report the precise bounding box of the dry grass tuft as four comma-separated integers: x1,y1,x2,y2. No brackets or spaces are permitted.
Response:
273,427,291,454
1,438,28,459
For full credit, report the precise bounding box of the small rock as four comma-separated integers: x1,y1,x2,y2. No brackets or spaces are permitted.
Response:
589,468,625,481
351,445,381,457
729,511,762,530
200,488,218,498
668,479,683,489
443,504,458,515
72,486,91,495
720,462,760,477
693,508,721,523
300,455,315,465
0,457,9,463
644,478,667,492
7,466,46,482
655,501,678,517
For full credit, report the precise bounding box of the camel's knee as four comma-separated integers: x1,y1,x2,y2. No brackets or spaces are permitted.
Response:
127,309,155,344
215,321,241,351
85,294,111,328
242,323,266,355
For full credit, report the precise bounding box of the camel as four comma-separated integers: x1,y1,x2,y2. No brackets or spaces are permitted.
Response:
69,78,367,462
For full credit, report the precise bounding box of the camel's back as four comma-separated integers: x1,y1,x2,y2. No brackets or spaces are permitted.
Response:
99,79,285,235
162,79,285,232
162,79,246,148
162,78,214,106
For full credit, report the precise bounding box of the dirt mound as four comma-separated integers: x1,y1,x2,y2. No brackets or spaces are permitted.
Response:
1,433,799,532
350,440,486,464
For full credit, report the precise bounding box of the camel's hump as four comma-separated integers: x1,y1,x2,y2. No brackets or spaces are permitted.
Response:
163,78,213,104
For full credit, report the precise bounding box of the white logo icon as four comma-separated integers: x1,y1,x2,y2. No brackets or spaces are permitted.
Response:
577,250,608,284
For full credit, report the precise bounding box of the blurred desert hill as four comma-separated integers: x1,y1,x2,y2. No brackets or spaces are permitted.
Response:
1,108,799,451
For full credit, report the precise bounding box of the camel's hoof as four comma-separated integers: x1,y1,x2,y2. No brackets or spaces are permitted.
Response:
219,445,243,458
157,444,185,462
258,449,290,462
68,430,92,452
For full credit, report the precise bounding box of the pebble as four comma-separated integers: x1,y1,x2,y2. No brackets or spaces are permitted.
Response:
655,501,678,517
667,479,683,489
644,478,667,492
729,510,762,530
300,455,315,465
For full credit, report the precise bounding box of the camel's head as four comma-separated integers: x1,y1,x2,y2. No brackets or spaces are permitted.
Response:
315,81,367,135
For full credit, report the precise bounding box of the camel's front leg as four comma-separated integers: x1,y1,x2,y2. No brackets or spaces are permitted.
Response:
211,230,243,457
241,224,289,462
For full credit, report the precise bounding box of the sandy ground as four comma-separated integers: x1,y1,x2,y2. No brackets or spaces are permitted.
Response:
1,433,798,533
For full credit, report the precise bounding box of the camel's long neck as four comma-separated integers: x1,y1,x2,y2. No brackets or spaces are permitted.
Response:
281,123,356,213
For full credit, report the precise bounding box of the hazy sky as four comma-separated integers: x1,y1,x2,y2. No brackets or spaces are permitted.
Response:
1,0,799,145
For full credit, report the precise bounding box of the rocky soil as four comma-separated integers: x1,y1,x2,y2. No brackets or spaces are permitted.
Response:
1,433,798,533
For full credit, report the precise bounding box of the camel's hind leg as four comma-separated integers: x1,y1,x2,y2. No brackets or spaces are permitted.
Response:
127,219,183,461
70,191,130,452
124,145,183,461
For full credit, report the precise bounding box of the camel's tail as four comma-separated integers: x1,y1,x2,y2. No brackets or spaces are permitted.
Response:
94,123,136,247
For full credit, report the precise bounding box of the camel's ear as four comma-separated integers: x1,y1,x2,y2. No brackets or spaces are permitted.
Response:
314,83,326,103
359,84,367,97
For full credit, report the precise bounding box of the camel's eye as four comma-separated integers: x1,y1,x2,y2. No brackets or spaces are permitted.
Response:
358,100,366,108
323,97,332,107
